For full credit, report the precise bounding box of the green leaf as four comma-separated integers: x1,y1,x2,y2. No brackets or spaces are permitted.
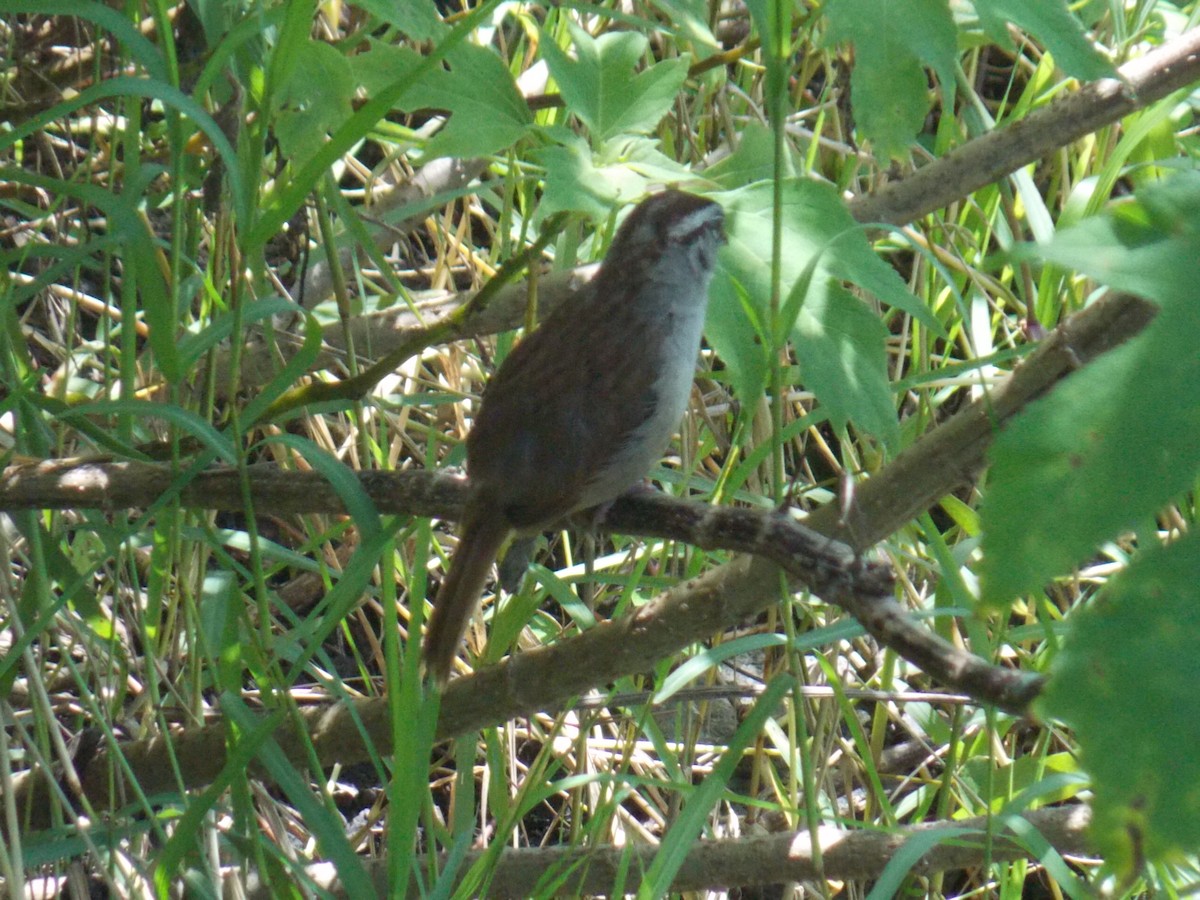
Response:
177,296,300,372
540,22,689,142
353,41,532,159
274,40,355,167
242,310,324,426
824,0,957,158
869,825,977,899
256,435,382,544
1039,534,1200,872
264,0,319,113
152,704,290,893
347,41,422,96
708,180,929,447
420,43,534,159
655,619,865,703
704,121,796,190
981,174,1200,604
535,133,688,218
356,0,447,39
222,695,377,898
247,0,503,255
793,282,898,445
704,262,771,412
198,570,241,692
972,0,1113,81
56,400,238,464
648,0,720,54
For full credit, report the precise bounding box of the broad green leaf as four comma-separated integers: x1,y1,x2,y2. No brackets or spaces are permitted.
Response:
971,0,1113,81
793,282,897,445
419,44,534,159
824,0,957,159
705,256,771,416
708,180,932,447
274,40,354,167
648,0,720,55
248,0,502,254
540,22,689,142
264,0,319,113
356,0,447,39
351,41,532,160
704,121,797,189
981,174,1200,604
1039,534,1200,872
536,133,688,218
347,41,422,96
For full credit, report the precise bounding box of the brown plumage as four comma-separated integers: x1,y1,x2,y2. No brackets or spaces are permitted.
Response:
424,191,726,685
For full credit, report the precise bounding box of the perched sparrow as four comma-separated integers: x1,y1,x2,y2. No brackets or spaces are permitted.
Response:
424,190,726,685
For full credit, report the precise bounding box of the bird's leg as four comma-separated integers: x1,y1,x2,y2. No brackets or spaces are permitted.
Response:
498,534,538,594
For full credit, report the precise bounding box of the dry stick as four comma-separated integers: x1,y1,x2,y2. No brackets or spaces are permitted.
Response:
298,157,490,309
0,291,1156,830
241,805,1093,898
848,26,1200,225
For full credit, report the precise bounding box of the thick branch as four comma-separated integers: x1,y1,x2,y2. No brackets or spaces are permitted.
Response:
243,805,1094,898
849,27,1200,225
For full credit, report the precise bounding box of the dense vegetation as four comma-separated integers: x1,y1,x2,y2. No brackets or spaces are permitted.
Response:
2,1,1199,896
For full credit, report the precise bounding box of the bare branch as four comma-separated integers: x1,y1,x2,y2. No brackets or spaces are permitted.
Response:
241,805,1095,898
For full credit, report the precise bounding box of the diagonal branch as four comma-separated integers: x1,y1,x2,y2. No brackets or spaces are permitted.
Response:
241,804,1094,897
1,292,1155,832
849,27,1200,225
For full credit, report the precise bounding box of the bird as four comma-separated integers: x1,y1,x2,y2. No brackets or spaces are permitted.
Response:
423,190,726,685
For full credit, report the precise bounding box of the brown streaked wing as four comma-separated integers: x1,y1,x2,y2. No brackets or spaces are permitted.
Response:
466,273,663,531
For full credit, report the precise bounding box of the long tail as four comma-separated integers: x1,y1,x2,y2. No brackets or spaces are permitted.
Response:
423,505,510,687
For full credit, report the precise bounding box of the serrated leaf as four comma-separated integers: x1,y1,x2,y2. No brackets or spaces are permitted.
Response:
351,41,531,159
275,40,354,167
540,22,689,142
1039,534,1200,872
535,133,688,218
794,282,898,444
356,0,446,39
981,174,1200,605
972,0,1113,81
705,122,797,189
420,43,534,158
708,180,925,447
824,0,957,158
